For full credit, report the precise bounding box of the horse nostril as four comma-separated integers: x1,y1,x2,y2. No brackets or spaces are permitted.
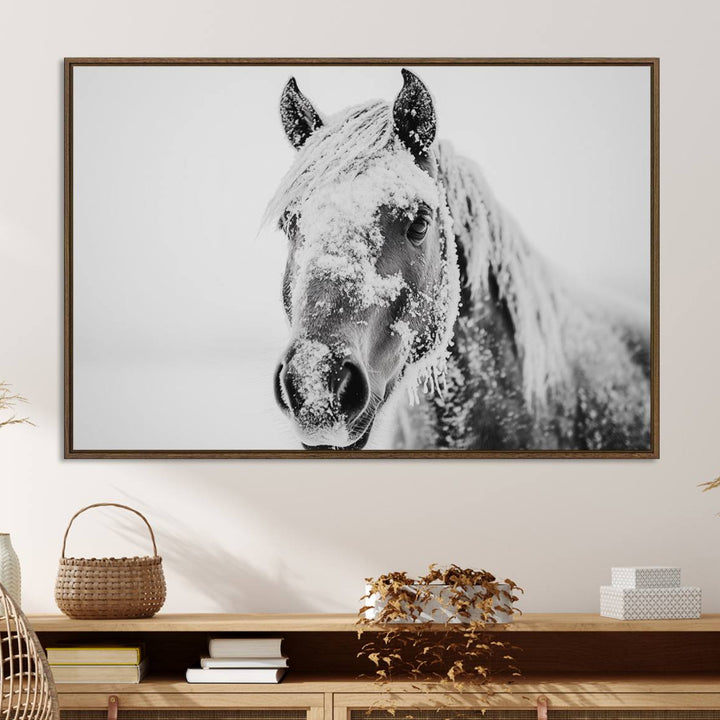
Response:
281,367,305,417
275,363,303,416
334,361,369,423
274,364,288,411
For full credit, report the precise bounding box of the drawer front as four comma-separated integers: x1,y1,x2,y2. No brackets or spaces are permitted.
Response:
345,710,720,719
62,713,309,720
335,696,720,715
59,694,324,715
62,708,323,720
347,713,720,719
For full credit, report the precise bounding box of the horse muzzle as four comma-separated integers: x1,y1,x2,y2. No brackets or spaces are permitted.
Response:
274,340,374,449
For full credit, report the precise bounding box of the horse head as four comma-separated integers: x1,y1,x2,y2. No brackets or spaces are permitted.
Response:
268,70,460,449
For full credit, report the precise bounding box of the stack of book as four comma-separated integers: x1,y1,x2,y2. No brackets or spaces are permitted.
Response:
47,646,148,684
186,637,287,683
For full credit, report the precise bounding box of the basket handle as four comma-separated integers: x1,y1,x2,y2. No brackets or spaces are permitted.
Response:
61,503,159,558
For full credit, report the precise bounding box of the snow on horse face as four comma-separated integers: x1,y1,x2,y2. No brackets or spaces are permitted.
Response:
269,71,460,449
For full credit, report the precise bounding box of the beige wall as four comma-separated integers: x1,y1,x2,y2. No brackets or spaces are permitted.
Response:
0,0,718,614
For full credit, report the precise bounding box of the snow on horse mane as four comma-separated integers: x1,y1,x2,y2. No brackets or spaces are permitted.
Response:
266,100,402,223
438,141,650,417
436,142,573,409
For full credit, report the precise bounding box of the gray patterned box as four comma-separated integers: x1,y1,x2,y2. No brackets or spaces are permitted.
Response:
611,566,681,589
600,585,701,620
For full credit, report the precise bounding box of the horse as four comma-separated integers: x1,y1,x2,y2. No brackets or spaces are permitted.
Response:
266,69,651,451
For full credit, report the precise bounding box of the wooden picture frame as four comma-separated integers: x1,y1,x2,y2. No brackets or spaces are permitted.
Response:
65,58,659,459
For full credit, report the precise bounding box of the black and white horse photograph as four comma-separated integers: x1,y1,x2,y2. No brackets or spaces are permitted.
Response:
69,62,655,455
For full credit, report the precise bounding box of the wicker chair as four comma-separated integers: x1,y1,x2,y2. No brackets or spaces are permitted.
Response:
1,583,59,720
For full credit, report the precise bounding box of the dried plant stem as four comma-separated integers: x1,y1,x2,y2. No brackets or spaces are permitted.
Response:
700,475,720,518
0,382,33,430
700,476,720,493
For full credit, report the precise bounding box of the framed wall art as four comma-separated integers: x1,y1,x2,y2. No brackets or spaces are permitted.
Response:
65,58,659,458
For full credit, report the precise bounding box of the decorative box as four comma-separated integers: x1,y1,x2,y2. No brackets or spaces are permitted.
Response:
364,583,515,624
600,585,701,620
611,567,681,589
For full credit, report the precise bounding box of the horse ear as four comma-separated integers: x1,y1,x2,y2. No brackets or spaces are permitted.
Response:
393,69,437,158
280,77,324,150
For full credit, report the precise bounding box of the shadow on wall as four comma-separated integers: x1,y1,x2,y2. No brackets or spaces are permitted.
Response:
111,491,324,613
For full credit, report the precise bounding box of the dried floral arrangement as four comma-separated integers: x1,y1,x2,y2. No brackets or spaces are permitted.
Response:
357,565,522,697
0,382,32,430
700,475,720,505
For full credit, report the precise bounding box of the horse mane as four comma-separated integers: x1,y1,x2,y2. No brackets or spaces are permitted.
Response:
436,141,572,410
264,100,396,225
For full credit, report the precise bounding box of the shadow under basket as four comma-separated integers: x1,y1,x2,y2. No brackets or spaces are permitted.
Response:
55,503,167,619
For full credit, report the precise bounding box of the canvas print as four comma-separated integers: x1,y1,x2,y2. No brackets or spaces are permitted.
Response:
67,61,657,457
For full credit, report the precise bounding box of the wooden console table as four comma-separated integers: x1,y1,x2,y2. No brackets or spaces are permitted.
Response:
27,613,720,717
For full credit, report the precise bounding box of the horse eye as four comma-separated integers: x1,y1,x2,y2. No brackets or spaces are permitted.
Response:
407,212,430,244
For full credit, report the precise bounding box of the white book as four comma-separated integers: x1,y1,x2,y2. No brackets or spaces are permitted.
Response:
208,638,283,658
186,668,286,684
201,656,288,669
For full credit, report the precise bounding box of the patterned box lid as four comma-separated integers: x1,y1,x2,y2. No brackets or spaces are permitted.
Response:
611,567,681,589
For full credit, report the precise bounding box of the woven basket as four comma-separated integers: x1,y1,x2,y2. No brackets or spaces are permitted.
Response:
55,503,166,619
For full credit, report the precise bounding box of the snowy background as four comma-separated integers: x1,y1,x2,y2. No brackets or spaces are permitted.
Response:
72,64,651,450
